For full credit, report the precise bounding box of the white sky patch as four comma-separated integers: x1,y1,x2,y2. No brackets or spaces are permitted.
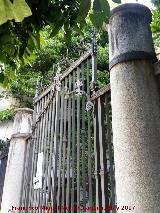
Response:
121,0,155,10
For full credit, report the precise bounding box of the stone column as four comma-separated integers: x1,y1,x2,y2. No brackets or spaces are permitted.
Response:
1,108,33,213
108,3,160,213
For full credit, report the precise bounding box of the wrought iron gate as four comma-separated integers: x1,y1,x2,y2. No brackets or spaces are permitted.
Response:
20,36,116,213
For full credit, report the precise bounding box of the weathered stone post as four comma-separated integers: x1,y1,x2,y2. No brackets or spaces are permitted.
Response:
108,3,160,212
1,108,33,213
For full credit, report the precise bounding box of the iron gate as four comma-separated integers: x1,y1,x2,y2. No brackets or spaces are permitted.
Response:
20,39,116,213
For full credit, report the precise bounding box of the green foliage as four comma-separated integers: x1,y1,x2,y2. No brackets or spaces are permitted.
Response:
151,7,160,47
0,108,15,123
0,0,121,86
152,8,160,33
10,71,39,108
151,0,160,7
97,46,109,71
0,0,32,25
8,23,109,108
77,0,91,24
90,0,110,29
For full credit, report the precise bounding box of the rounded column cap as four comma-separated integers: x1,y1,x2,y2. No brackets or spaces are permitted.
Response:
108,3,156,70
110,3,152,23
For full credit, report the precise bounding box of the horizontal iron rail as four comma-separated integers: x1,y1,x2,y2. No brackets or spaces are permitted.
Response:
91,83,110,101
34,49,92,103
60,49,92,81
33,84,54,104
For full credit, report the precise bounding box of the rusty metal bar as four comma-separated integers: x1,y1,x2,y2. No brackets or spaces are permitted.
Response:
20,139,29,208
76,67,81,213
66,74,72,212
20,138,32,210
61,77,68,213
94,99,102,213
57,81,65,212
87,59,93,211
98,96,109,212
71,70,76,213
47,95,56,205
52,90,61,206
81,62,86,210
42,91,53,207
25,140,34,209
37,95,49,213
28,98,42,211
105,93,116,213
40,94,50,210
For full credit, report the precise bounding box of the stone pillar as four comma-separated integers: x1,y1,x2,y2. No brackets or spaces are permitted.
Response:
1,108,33,213
108,3,160,212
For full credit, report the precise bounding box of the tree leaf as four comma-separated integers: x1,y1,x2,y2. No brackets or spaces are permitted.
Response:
90,0,110,29
112,0,121,3
13,0,32,22
99,0,110,15
90,12,107,29
0,0,32,25
77,0,91,23
0,0,14,25
93,0,110,15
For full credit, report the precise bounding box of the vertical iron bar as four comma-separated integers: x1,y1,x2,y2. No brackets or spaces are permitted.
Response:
42,94,50,210
20,138,32,210
71,71,76,213
87,59,93,211
105,93,116,213
76,67,81,213
98,96,109,212
34,98,43,213
92,27,101,212
25,139,34,209
47,94,56,205
94,99,102,213
66,74,72,212
61,77,68,213
28,98,42,212
34,99,43,213
52,90,61,206
19,141,28,209
81,62,86,210
57,81,65,212
42,92,53,208
38,95,49,213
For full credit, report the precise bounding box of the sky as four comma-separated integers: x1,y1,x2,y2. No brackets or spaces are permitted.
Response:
121,0,155,9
